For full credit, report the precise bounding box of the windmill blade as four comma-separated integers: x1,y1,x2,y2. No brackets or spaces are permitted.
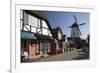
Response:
79,23,86,26
79,28,82,35
69,26,72,28
73,15,78,23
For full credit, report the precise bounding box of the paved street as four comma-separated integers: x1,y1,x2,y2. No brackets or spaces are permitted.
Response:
32,47,89,62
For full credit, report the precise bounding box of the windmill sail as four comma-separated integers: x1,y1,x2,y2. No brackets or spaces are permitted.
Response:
78,27,82,36
73,15,77,23
79,23,86,26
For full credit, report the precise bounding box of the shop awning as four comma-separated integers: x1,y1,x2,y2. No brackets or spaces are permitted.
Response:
35,34,53,40
21,31,37,39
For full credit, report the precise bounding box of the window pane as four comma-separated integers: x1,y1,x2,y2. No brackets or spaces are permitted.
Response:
28,15,38,27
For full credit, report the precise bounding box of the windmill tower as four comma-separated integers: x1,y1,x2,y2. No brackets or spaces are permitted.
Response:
68,15,86,49
69,15,85,38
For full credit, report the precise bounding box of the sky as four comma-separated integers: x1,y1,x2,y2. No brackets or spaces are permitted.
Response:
41,11,90,39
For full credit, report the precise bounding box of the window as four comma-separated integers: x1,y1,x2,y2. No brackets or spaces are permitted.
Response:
20,10,23,30
42,28,48,35
31,27,36,32
38,19,41,28
21,39,28,51
28,15,41,28
47,43,51,52
21,20,23,30
28,15,38,27
42,20,50,35
42,20,48,28
23,12,28,24
24,24,30,31
20,10,23,19
48,31,52,36
58,31,62,39
37,29,42,34
40,41,51,53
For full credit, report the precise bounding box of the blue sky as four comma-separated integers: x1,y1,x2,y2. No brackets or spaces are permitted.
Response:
42,11,90,39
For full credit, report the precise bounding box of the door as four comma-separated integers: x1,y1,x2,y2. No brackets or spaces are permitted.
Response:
29,40,37,59
51,41,56,55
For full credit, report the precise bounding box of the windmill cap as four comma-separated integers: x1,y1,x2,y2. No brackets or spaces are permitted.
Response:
71,23,78,27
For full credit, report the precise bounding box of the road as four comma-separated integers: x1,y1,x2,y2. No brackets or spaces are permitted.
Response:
33,48,89,62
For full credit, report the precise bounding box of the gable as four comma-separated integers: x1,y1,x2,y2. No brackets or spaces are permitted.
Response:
21,10,53,37
52,27,63,40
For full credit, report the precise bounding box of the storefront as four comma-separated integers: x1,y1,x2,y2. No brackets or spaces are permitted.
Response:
21,31,37,62
20,10,54,62
35,34,53,55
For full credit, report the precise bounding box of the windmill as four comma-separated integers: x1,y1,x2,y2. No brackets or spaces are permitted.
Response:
68,15,86,49
69,15,85,38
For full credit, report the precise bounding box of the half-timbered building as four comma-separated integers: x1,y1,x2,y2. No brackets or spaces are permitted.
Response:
20,10,54,61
